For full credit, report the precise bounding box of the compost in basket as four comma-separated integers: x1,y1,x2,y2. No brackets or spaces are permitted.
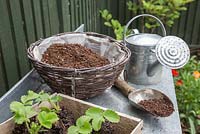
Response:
41,43,110,69
27,32,131,99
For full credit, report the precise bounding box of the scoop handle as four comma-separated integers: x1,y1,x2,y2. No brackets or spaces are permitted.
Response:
114,79,135,97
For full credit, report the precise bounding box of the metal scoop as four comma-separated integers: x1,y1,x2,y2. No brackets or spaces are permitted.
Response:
114,79,174,117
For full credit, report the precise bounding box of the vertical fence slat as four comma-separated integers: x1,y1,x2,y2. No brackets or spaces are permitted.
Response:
95,0,100,33
33,0,44,39
41,0,51,37
0,0,20,88
85,0,89,31
0,39,8,96
191,1,200,45
118,0,126,25
48,0,59,35
184,2,196,44
177,10,187,39
22,0,36,44
70,0,76,30
170,19,179,36
89,0,92,31
91,0,94,31
99,0,108,34
79,0,83,25
9,0,30,77
50,0,59,34
75,0,79,28
61,0,71,32
82,0,87,30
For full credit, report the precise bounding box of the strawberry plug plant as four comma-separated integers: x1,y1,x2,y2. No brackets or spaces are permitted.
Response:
68,107,120,134
10,91,61,134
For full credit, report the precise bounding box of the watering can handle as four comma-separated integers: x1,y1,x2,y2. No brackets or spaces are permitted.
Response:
123,14,167,42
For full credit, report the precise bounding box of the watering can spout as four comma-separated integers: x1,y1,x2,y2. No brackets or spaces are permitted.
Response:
147,60,162,77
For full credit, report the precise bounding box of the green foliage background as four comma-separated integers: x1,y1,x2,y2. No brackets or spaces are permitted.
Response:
100,0,194,40
174,56,200,134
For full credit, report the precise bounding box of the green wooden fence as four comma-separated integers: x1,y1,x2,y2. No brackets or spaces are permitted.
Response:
0,0,200,96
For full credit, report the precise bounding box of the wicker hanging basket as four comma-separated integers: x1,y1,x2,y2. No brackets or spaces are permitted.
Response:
27,32,131,99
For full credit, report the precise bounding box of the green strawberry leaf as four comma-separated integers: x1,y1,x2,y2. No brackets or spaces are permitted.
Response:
86,107,103,118
76,115,92,127
10,101,24,113
25,106,37,118
21,91,39,104
50,95,62,103
40,107,51,113
79,122,92,134
92,117,104,131
103,110,120,123
30,122,41,133
14,113,28,124
37,111,59,129
68,126,79,134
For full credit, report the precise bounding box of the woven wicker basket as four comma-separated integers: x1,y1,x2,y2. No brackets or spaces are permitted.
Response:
27,32,131,99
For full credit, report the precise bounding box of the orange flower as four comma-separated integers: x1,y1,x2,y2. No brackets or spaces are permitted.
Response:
193,71,200,79
176,80,183,86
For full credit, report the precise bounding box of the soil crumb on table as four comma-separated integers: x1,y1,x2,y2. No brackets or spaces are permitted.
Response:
138,97,174,117
41,44,110,69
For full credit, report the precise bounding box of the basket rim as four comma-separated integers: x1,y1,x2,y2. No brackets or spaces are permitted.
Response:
27,32,131,72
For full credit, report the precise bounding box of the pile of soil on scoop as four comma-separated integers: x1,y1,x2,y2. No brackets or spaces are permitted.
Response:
138,97,174,117
41,44,110,69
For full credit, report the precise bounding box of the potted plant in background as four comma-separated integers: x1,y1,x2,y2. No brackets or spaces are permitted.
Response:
100,0,194,40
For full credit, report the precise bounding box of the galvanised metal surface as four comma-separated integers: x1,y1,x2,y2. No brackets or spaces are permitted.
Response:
0,24,181,133
0,68,182,134
124,14,166,85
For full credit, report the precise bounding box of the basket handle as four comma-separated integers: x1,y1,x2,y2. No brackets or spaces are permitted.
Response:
123,14,167,42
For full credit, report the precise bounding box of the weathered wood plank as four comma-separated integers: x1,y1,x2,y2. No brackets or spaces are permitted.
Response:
118,0,126,25
75,0,79,28
41,0,51,37
0,39,8,95
0,0,20,88
48,0,60,35
170,19,179,36
91,0,94,31
79,0,83,25
22,0,36,44
125,0,131,23
70,0,76,30
33,0,44,39
61,0,71,32
83,0,88,31
85,0,89,31
177,10,187,39
191,1,200,45
9,0,30,77
95,0,100,33
184,2,196,44
106,0,111,35
99,0,108,34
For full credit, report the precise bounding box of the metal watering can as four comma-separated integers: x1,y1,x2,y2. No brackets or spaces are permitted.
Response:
124,14,190,85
